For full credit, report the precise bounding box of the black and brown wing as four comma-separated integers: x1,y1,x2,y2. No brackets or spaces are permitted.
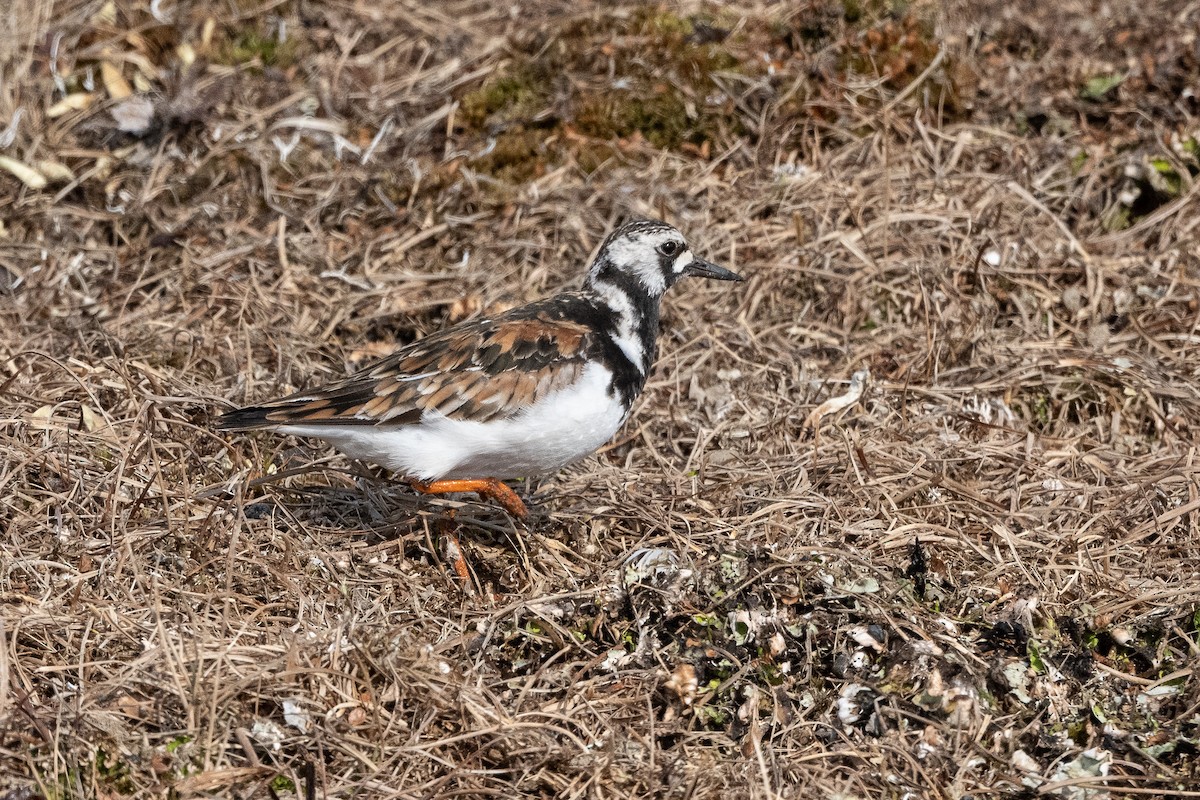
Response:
217,309,594,430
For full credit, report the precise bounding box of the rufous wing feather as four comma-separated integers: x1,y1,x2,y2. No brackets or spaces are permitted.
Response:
217,304,593,430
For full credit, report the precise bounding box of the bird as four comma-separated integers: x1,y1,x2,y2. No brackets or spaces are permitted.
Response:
217,219,743,518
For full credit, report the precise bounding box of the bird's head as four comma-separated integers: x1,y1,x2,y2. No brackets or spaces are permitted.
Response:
585,219,743,298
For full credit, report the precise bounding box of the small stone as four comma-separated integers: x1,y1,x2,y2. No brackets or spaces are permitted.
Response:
1061,285,1085,313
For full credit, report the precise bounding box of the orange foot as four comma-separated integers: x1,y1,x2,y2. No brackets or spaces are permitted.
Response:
436,514,471,583
411,478,529,519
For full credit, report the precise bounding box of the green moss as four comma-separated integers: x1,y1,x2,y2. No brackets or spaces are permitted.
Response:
95,748,136,795
447,1,968,182
1070,149,1089,175
459,69,551,129
1080,73,1125,101
576,90,692,149
166,735,192,754
757,662,786,686
696,704,729,726
1032,392,1052,427
631,6,692,37
572,140,618,174
1182,137,1199,160
470,128,546,182
453,4,751,178
271,775,297,793
218,26,299,68
642,10,742,76
1102,204,1132,232
1149,157,1183,197
839,3,956,107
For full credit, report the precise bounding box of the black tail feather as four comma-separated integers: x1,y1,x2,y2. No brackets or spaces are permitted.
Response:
216,406,279,431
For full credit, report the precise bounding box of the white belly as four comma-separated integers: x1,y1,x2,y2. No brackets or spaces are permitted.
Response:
277,362,629,481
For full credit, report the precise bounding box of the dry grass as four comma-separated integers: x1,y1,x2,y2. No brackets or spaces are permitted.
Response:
3,0,1200,797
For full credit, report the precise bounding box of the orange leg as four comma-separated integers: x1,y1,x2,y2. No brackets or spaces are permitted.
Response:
435,514,471,583
411,478,529,519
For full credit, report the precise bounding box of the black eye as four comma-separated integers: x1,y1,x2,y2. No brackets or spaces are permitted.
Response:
658,241,681,257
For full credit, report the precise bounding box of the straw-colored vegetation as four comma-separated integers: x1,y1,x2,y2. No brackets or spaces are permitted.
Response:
2,0,1200,797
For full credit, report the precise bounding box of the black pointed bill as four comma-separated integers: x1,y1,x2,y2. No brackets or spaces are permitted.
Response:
685,256,744,282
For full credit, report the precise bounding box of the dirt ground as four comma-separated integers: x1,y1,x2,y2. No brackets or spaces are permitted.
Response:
2,0,1200,797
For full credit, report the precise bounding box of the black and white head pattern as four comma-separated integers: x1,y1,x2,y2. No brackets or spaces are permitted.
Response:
577,220,694,389
585,219,696,299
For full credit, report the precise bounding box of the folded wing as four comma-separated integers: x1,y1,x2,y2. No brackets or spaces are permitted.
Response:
218,308,593,430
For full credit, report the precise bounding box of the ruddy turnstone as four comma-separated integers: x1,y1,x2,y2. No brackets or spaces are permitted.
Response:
218,219,743,517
